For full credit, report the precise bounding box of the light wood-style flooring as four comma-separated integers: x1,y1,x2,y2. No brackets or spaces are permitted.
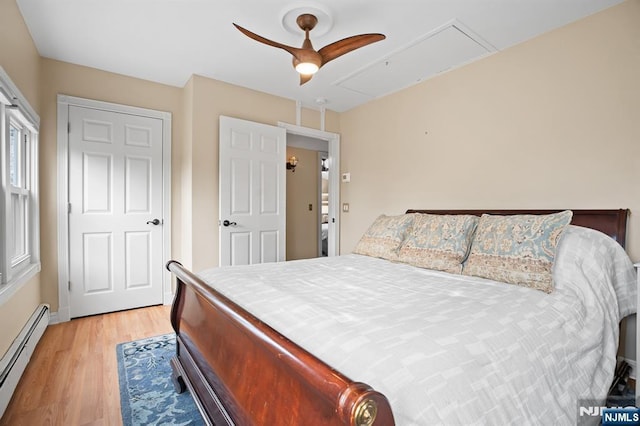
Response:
0,305,173,426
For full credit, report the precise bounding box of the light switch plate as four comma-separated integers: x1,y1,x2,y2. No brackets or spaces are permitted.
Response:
341,173,351,183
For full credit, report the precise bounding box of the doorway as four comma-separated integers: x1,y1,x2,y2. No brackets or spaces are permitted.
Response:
280,123,340,260
56,96,172,321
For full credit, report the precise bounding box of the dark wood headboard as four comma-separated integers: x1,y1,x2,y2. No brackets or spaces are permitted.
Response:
406,209,629,248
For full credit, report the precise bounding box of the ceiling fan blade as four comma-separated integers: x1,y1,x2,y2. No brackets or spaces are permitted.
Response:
233,23,303,60
300,73,313,85
318,33,386,65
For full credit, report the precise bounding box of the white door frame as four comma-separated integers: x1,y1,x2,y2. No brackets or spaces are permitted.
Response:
56,95,172,323
278,122,340,256
317,151,328,257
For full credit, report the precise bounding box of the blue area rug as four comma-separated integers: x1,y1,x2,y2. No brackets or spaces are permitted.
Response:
116,334,204,425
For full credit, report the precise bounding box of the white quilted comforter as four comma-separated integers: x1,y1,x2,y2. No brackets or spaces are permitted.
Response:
198,225,636,425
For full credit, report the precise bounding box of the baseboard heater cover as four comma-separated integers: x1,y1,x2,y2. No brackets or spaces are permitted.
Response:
0,304,49,417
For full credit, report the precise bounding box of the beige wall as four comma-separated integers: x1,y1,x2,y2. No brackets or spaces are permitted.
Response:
286,147,320,260
339,0,640,262
179,77,194,269
0,0,40,110
0,0,42,356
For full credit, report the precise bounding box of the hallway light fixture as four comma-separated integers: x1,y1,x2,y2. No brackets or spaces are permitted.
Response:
287,156,298,172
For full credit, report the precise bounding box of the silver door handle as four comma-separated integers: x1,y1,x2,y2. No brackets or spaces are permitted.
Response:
146,218,161,225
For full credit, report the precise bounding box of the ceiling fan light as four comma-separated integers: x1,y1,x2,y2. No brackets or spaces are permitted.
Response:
295,62,319,75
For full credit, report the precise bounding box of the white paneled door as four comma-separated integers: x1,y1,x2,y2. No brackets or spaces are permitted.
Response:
219,116,286,266
68,106,164,317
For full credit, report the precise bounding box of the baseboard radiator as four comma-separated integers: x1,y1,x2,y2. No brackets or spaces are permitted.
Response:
0,304,49,417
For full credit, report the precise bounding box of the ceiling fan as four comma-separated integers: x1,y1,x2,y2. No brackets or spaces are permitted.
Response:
233,14,385,85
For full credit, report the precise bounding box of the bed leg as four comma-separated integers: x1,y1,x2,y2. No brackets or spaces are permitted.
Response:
170,356,187,394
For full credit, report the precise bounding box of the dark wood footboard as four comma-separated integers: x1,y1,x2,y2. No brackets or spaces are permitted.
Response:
166,260,395,426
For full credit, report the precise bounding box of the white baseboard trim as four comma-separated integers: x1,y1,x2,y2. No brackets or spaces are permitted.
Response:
48,311,60,325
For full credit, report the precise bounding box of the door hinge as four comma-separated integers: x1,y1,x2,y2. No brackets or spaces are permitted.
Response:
68,281,71,291
68,203,71,214
67,122,71,133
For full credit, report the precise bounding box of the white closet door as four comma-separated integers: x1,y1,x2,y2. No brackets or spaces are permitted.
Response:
68,105,164,317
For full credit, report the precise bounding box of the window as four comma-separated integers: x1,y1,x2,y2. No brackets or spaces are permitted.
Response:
0,67,40,302
9,118,33,267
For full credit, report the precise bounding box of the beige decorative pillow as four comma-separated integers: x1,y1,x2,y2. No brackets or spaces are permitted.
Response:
352,214,415,261
463,210,573,293
397,214,479,274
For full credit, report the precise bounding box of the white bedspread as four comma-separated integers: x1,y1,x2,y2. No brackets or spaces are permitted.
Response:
198,225,636,425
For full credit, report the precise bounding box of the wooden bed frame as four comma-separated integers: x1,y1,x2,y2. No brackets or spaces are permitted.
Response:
167,208,629,425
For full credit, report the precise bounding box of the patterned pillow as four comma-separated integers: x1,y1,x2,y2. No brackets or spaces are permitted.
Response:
463,210,573,293
353,214,416,260
397,214,479,274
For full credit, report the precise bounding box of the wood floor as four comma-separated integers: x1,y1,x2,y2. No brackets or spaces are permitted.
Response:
0,305,173,426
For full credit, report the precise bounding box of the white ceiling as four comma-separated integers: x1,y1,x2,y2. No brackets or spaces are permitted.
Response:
17,0,623,112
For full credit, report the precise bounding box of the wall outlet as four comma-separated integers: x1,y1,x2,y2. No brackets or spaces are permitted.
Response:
342,203,349,213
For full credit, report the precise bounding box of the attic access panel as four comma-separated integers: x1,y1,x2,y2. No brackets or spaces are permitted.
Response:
336,23,494,97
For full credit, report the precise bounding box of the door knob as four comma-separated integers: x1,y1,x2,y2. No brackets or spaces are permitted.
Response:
146,218,161,225
222,220,237,227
